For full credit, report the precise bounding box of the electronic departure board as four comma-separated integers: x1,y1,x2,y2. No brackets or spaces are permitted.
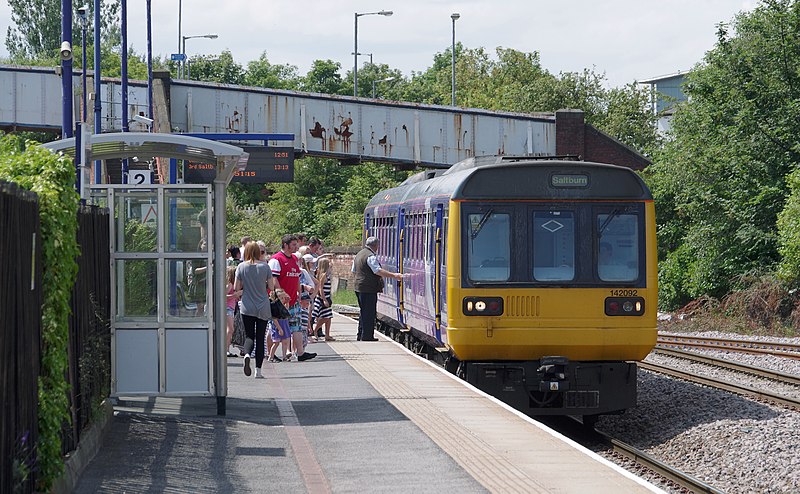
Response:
184,146,295,183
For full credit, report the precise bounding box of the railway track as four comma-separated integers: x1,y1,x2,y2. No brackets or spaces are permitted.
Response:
657,333,800,359
640,358,800,409
541,416,724,494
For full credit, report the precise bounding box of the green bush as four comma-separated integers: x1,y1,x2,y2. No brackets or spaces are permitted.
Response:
778,167,800,287
0,134,80,490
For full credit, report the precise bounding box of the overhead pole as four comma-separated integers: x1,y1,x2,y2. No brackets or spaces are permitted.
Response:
93,0,102,183
121,0,129,183
61,0,74,138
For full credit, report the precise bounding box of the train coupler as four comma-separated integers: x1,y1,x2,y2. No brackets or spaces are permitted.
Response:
537,356,570,392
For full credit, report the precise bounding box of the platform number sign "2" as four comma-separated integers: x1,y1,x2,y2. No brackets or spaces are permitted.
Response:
128,170,151,185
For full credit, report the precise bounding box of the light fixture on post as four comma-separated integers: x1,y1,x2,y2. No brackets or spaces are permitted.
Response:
351,51,373,66
354,10,392,97
182,33,218,79
451,12,460,106
372,76,396,99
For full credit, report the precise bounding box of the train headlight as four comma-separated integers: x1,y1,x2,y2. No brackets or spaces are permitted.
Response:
463,297,504,316
605,297,645,316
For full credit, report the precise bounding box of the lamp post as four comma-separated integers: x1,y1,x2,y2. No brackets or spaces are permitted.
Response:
78,5,88,122
182,34,219,79
354,10,392,97
372,76,396,99
451,12,460,106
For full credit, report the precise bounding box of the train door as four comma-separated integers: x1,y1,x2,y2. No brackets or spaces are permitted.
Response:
434,204,444,341
396,208,407,327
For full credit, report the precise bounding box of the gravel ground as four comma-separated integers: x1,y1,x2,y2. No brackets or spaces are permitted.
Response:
596,331,800,494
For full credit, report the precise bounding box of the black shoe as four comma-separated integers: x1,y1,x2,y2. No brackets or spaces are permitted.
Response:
297,352,317,361
361,337,379,341
243,355,252,376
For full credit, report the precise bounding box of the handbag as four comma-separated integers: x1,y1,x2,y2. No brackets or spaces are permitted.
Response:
378,276,385,292
232,307,245,346
270,297,290,319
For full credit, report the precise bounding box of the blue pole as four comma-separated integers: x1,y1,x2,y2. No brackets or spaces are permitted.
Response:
61,0,74,138
146,0,154,124
81,22,86,122
121,0,129,183
93,0,102,183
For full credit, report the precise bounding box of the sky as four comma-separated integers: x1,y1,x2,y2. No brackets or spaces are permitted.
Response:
0,1,758,88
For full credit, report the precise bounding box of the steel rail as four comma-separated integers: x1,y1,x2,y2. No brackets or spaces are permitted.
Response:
654,347,800,386
657,334,800,359
598,430,725,494
640,361,800,409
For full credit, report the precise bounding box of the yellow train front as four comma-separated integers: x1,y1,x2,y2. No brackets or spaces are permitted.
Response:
368,156,657,418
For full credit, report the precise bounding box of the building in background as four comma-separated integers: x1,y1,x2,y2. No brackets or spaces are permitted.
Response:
640,71,688,135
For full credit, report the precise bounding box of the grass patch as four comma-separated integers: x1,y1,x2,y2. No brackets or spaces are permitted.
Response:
333,289,358,306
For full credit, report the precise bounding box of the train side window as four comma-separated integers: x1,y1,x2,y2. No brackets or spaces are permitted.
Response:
532,211,575,281
597,213,639,282
466,212,511,282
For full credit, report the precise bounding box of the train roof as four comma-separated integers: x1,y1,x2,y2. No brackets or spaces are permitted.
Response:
367,156,652,211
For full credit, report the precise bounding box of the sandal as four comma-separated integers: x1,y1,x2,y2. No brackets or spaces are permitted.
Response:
325,336,336,341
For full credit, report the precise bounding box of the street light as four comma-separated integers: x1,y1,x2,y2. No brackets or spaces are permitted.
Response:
77,5,89,122
182,33,218,78
354,10,392,97
372,76,396,99
351,51,374,66
451,12,460,106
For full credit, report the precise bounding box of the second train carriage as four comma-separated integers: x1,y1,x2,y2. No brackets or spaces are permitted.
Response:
364,156,657,418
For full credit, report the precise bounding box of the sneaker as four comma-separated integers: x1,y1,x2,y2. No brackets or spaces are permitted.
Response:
283,352,293,362
255,367,264,379
243,355,251,376
269,356,282,363
227,352,238,357
297,352,317,361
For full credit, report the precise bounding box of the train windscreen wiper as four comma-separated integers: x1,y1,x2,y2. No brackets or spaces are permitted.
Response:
471,209,494,239
598,208,620,238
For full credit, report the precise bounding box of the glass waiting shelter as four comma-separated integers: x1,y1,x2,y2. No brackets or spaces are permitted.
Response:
43,133,248,414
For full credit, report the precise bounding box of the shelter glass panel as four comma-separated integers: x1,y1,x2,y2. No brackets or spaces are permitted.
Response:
117,259,158,320
163,190,209,253
116,192,158,252
166,259,210,320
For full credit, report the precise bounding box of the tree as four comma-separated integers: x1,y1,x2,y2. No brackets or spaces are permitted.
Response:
5,0,119,61
301,59,346,95
244,52,301,90
646,0,800,308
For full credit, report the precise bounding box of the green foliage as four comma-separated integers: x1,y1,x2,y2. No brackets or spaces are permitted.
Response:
5,0,120,61
778,166,800,285
647,0,800,308
333,289,358,306
0,135,80,490
122,222,157,315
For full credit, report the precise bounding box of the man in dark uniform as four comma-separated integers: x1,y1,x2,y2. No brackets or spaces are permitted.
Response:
353,236,403,341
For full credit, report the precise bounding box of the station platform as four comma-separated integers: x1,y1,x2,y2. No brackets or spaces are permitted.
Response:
74,313,663,493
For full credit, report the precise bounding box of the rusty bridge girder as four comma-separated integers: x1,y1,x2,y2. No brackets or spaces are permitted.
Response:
1,65,557,168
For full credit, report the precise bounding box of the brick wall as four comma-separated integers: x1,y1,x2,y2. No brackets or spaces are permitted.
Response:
555,109,651,170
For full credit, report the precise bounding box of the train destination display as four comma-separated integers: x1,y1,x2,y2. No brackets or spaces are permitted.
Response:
184,146,295,183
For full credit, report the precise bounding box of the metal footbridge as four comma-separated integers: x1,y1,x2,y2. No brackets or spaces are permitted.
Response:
0,64,650,170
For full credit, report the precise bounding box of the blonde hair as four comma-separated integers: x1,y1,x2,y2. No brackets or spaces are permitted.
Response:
226,265,236,284
316,257,332,276
243,241,261,262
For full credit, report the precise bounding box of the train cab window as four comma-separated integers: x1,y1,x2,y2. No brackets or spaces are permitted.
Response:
532,211,575,281
466,212,511,282
597,213,639,282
